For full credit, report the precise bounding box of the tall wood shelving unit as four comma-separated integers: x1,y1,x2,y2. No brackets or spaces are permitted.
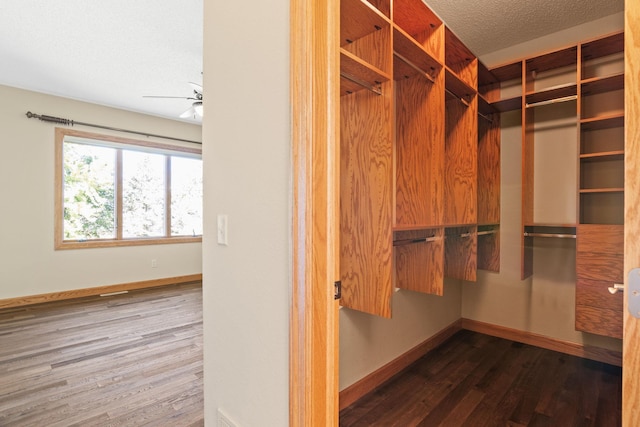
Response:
485,31,625,338
339,0,501,317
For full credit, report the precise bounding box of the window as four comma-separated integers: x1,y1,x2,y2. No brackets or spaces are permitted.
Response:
55,128,202,249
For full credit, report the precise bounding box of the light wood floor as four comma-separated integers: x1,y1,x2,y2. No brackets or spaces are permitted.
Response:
0,282,203,426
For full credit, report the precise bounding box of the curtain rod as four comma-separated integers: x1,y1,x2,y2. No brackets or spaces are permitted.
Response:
25,111,202,145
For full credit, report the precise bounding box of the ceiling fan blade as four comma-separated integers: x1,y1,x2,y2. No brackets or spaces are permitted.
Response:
189,82,203,95
180,105,196,119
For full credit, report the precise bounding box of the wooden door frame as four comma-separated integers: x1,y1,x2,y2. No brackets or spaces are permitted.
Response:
290,0,340,425
623,2,640,425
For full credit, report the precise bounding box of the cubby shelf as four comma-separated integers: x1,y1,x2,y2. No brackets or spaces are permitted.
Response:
393,25,441,80
580,113,624,131
340,0,390,46
581,73,624,95
580,151,624,161
445,68,476,104
340,49,390,96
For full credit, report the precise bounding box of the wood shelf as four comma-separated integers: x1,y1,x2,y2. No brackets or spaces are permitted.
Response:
445,68,476,104
340,0,390,46
580,151,624,162
526,46,578,74
492,96,522,112
340,48,391,96
393,25,442,81
393,0,443,64
581,73,624,96
580,113,624,131
445,27,477,89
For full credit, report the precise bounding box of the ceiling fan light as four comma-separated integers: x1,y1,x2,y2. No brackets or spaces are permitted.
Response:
194,101,203,116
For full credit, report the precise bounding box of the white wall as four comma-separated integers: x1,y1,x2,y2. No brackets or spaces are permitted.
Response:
462,14,625,352
340,281,462,390
201,0,290,425
0,85,202,299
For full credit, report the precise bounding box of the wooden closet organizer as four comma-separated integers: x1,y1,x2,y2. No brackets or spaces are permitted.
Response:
486,32,625,338
339,0,500,318
338,0,622,339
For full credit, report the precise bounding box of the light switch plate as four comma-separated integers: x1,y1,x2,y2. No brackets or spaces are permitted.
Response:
217,214,228,245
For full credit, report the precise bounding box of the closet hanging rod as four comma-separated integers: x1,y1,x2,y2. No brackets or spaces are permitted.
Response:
525,95,577,109
478,111,493,123
393,52,436,84
340,72,382,96
25,111,201,145
445,232,473,239
393,236,440,246
445,88,470,107
523,232,576,239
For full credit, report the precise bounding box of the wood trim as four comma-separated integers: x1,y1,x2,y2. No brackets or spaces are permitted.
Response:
624,1,640,424
0,274,202,309
339,319,463,410
56,128,202,155
461,318,622,367
290,0,340,425
54,127,203,250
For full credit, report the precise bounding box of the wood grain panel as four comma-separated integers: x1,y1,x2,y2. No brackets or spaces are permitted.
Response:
394,229,444,295
340,80,394,318
477,230,500,272
576,305,622,339
577,224,623,254
342,24,392,75
576,279,624,312
445,27,477,89
576,252,623,282
624,4,640,424
445,97,477,225
395,72,445,227
291,0,340,422
478,114,500,224
392,0,443,62
445,226,477,281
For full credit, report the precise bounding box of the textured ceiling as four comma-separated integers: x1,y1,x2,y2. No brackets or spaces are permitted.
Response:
0,0,202,123
0,0,625,123
426,0,624,56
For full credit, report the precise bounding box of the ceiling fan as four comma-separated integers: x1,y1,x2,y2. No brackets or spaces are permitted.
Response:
144,82,203,119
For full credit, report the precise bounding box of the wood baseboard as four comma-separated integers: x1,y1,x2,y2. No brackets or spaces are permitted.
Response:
461,318,622,367
0,274,203,309
339,319,463,411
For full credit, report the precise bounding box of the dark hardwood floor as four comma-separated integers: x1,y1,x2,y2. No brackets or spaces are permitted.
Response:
0,282,203,426
340,330,622,427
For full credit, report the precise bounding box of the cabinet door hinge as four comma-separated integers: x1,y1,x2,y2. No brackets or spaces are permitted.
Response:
334,281,342,300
